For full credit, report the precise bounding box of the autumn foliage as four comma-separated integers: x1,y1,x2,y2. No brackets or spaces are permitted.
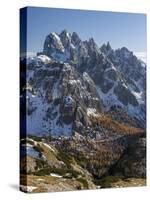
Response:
89,114,143,136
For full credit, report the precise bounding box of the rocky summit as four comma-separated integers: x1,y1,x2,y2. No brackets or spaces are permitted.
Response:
20,30,146,192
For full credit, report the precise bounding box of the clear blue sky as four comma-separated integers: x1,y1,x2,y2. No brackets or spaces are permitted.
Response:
26,7,146,53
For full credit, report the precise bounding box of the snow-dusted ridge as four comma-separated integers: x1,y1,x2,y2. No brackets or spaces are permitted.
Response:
21,30,146,138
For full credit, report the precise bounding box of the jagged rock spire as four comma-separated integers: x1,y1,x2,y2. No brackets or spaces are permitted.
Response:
106,41,112,51
43,32,65,56
59,29,71,48
71,32,81,46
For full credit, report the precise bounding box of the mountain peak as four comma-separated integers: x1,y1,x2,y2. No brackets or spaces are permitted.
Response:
100,41,112,55
60,29,68,33
59,29,71,48
60,29,70,37
115,47,133,59
120,46,130,52
43,32,65,56
71,31,81,46
88,37,95,44
106,41,112,50
50,32,60,40
88,37,99,50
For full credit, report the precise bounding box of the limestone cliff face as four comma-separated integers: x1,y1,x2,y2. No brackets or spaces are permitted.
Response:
22,56,101,136
42,30,146,128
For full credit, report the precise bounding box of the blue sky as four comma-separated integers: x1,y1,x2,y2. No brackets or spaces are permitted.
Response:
26,7,146,54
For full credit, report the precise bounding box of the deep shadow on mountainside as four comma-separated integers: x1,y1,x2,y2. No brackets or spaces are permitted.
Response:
20,30,146,192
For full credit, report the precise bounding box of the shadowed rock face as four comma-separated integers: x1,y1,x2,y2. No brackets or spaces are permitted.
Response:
71,32,81,46
114,83,139,106
111,137,146,178
106,69,118,81
24,58,102,136
59,30,72,49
